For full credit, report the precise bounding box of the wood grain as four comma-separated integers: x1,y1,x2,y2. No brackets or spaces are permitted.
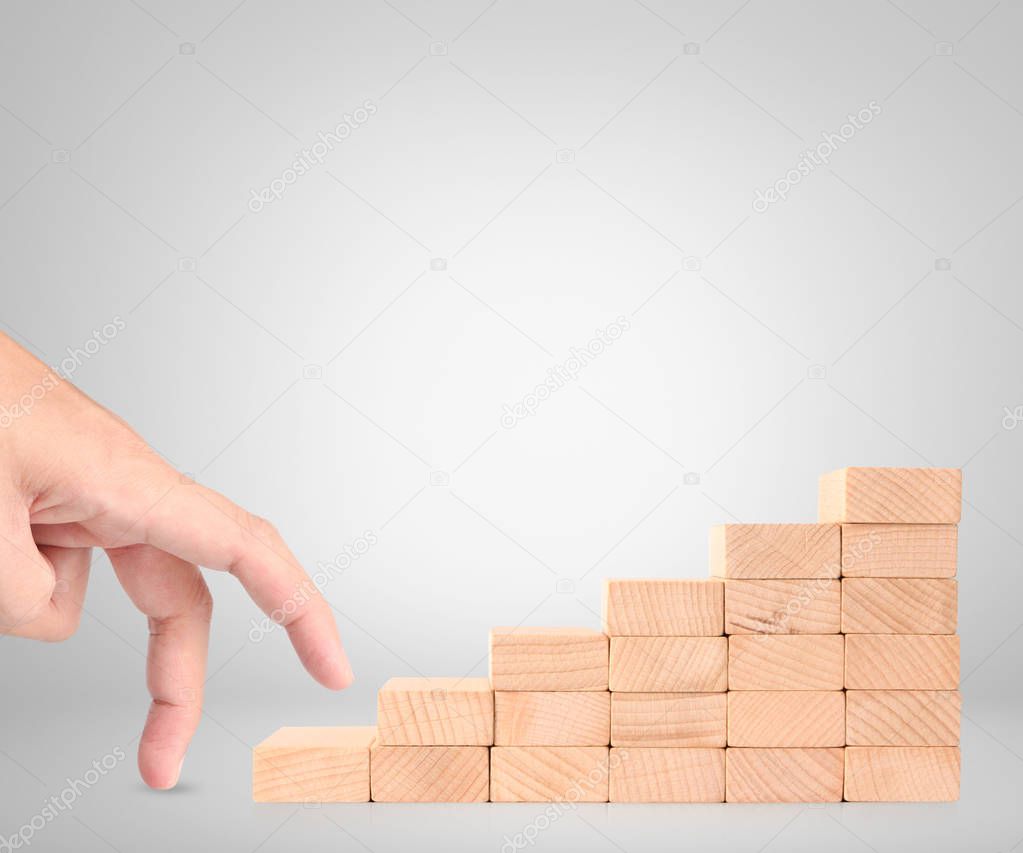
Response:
844,746,960,801
609,748,725,802
370,746,489,802
841,523,957,577
842,578,957,634
609,637,727,692
728,635,844,690
724,579,841,634
819,467,961,523
495,691,610,746
489,627,608,691
376,677,493,745
727,691,844,747
253,726,375,803
602,578,723,636
845,634,959,690
611,692,726,747
846,690,961,746
490,747,610,802
725,748,844,803
709,524,840,579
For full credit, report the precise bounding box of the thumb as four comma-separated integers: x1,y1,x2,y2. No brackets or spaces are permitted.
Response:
0,493,56,631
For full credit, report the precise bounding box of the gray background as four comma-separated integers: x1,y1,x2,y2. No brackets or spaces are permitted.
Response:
1,0,1021,850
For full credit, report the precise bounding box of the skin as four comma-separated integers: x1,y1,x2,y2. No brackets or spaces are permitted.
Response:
0,331,353,789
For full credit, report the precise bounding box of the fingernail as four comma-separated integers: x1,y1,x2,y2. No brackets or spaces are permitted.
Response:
172,757,184,787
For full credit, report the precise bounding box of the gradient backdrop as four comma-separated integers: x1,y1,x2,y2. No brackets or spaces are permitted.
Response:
1,0,1022,850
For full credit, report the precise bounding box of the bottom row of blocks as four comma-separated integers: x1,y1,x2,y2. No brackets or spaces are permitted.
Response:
253,729,960,802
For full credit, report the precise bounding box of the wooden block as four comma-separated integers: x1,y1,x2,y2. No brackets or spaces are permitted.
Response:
845,746,960,801
611,692,726,747
845,634,959,690
370,746,489,802
726,748,844,803
846,690,961,746
819,467,961,523
490,747,609,802
376,677,493,745
489,627,608,691
609,748,724,802
602,578,723,636
495,691,610,746
709,524,840,579
728,635,844,690
727,692,844,747
609,637,726,692
253,726,374,803
842,579,957,634
842,524,957,577
724,579,841,634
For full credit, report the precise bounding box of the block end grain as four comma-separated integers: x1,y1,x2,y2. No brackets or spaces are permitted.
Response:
253,726,375,803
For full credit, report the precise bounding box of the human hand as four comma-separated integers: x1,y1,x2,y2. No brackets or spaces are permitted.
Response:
0,332,353,789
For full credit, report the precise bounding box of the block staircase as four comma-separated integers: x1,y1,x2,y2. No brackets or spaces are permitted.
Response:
253,466,962,803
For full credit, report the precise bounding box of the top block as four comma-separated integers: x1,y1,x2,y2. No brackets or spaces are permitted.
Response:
602,579,723,636
709,524,840,579
490,627,609,691
818,468,961,524
377,677,494,746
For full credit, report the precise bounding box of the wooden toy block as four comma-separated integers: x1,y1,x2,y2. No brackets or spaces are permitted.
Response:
609,637,727,692
609,748,725,802
724,579,841,634
846,690,961,746
253,726,374,803
376,677,494,746
845,634,959,690
489,627,608,691
728,635,844,690
494,691,610,746
370,745,489,802
842,578,957,634
490,747,610,802
726,748,844,803
709,524,840,579
727,691,845,747
611,692,726,747
844,746,960,801
818,467,961,523
841,524,957,577
602,578,723,636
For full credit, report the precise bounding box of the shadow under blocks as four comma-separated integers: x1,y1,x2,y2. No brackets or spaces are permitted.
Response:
252,467,962,803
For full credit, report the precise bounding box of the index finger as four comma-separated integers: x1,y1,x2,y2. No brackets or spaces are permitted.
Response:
129,476,353,690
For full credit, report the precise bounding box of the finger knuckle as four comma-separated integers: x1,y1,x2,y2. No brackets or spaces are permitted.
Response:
246,513,280,543
195,584,213,623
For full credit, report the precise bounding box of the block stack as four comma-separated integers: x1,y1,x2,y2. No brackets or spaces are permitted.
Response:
252,466,962,804
371,677,491,801
711,523,846,802
821,467,962,802
603,579,727,802
488,627,610,801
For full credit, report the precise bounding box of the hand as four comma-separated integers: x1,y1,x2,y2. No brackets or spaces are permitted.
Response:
0,332,353,789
